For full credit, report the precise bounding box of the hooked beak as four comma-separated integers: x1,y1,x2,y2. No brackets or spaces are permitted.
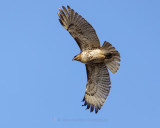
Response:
72,56,76,61
72,54,80,61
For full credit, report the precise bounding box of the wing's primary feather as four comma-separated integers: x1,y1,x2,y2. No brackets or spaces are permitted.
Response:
83,63,111,113
58,5,100,51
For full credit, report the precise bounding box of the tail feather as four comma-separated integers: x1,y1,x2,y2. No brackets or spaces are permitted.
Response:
101,41,120,74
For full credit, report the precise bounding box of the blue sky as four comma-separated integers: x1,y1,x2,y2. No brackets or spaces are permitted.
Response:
0,0,160,128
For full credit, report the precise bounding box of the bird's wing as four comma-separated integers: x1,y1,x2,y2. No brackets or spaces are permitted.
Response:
82,63,111,113
58,5,100,51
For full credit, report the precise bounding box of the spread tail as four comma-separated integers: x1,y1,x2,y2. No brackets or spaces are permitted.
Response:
101,41,120,74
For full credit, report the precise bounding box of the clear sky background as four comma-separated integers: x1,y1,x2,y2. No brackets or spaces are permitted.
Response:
0,0,160,128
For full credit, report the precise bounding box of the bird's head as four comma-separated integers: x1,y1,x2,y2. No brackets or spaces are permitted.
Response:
72,54,81,61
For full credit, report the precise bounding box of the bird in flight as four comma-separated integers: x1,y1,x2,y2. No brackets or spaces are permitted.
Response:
58,5,120,113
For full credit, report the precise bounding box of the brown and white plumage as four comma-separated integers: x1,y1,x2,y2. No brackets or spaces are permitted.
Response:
58,5,100,51
58,5,120,113
83,63,111,113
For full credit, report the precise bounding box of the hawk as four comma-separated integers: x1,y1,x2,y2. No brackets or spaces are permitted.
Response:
58,6,120,113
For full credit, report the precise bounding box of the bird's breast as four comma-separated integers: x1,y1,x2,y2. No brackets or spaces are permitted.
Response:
81,49,105,63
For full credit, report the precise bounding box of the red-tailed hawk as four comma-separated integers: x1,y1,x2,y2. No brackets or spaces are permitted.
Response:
58,6,120,113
